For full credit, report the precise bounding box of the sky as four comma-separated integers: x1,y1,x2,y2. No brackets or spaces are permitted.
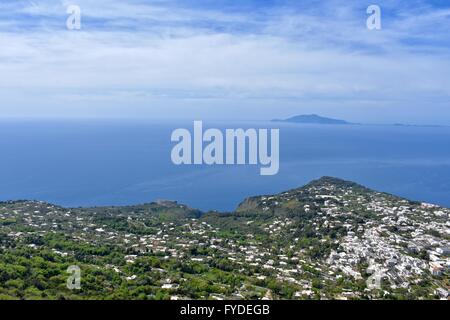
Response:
0,0,449,124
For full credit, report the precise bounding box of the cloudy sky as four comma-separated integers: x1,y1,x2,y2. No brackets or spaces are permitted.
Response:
0,0,449,123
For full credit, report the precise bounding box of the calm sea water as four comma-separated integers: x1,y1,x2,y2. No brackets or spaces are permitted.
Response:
1,119,450,211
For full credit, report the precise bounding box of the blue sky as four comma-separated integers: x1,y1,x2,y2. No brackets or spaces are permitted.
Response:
0,0,449,123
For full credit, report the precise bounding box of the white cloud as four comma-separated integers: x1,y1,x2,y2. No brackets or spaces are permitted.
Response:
0,0,449,121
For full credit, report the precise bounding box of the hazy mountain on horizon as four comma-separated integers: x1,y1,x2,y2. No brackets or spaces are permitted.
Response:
271,114,449,127
272,114,354,125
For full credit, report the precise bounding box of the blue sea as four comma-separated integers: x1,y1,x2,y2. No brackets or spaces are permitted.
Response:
1,119,450,211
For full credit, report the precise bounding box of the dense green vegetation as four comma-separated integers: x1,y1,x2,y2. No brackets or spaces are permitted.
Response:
0,177,448,300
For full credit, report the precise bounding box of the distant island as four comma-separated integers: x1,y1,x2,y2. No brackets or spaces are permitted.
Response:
272,114,355,125
271,114,448,127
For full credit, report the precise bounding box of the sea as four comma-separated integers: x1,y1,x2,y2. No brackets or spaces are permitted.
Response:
1,119,449,211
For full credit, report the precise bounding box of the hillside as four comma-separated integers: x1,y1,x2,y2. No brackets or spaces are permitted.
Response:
0,177,448,300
